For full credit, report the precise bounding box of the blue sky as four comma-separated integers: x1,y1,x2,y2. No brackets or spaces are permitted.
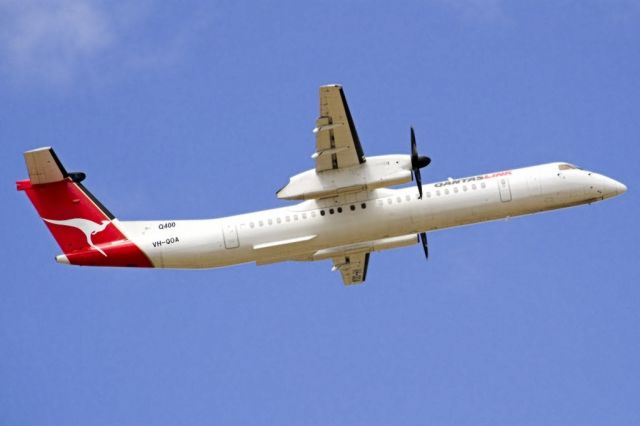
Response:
1,1,638,424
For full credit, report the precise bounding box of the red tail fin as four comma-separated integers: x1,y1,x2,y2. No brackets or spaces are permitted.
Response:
17,147,152,267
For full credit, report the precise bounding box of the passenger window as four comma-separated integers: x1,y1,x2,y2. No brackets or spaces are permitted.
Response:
426,192,431,198
361,203,367,209
311,211,316,218
329,208,334,214
250,222,255,228
481,182,486,189
472,184,477,190
454,187,459,193
387,198,392,205
436,190,441,196
396,196,402,203
302,213,307,219
320,210,325,216
259,220,264,227
444,189,450,195
352,204,357,210
337,207,343,213
276,217,281,224
463,185,467,192
294,214,298,221
405,195,410,202
268,219,273,225
286,216,290,222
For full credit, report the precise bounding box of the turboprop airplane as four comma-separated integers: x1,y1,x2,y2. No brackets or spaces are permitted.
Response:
17,84,627,285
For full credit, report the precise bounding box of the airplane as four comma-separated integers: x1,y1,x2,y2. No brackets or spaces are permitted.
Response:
17,84,627,285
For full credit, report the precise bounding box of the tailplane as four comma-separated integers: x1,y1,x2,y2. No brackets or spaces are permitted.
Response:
17,147,152,267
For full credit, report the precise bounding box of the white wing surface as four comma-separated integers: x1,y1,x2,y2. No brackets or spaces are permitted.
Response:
332,252,370,285
314,85,366,172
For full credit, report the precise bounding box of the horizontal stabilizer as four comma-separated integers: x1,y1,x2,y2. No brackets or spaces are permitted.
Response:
24,147,68,184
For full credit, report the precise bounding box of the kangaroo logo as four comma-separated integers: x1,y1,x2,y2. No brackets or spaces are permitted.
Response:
43,218,111,256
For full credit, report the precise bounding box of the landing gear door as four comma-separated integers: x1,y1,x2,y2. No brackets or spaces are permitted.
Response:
499,177,512,202
223,223,240,249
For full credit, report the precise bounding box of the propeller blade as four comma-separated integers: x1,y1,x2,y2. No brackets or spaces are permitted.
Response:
410,127,430,198
411,127,418,159
410,127,431,170
419,232,429,260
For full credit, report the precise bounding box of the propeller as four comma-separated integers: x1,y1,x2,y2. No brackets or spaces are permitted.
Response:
410,127,431,199
410,127,431,260
419,232,429,260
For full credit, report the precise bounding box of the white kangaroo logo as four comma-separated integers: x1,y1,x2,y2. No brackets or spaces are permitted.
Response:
43,218,111,256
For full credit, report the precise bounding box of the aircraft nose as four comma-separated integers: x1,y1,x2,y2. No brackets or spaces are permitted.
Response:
601,176,627,197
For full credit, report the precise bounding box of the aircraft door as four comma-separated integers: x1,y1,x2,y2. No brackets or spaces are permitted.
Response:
222,223,240,249
498,177,512,202
527,175,542,196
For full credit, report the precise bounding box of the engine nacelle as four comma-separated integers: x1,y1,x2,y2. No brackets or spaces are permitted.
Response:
277,155,413,200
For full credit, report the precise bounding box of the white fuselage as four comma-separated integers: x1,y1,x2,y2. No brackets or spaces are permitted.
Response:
115,162,625,269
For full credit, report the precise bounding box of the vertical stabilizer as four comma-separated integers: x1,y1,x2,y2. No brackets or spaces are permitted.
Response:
17,147,152,267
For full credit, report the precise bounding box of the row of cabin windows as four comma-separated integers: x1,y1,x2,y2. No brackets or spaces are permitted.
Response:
377,181,487,206
246,181,488,228
426,181,486,198
247,203,368,228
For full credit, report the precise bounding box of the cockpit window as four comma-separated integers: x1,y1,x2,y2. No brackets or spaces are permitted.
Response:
558,163,578,170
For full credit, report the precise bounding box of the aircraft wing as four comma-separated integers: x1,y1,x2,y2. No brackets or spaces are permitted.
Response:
332,252,370,285
314,85,366,172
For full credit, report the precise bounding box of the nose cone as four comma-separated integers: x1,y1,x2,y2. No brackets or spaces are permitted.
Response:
616,181,627,195
601,176,627,198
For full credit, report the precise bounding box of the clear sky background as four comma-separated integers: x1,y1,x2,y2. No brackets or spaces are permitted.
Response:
1,1,638,424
